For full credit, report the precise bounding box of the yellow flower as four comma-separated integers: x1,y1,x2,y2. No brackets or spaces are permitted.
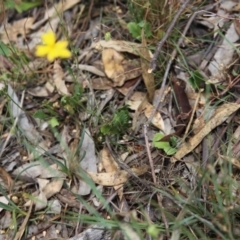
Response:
35,31,72,62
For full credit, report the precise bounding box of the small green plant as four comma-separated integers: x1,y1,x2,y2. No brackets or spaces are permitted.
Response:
147,224,160,238
101,106,130,136
188,70,205,90
60,82,84,114
153,133,177,155
127,20,152,40
104,32,111,41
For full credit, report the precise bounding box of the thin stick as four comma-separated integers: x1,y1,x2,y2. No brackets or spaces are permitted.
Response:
148,0,225,125
182,90,201,141
147,10,200,125
143,124,169,237
148,0,191,73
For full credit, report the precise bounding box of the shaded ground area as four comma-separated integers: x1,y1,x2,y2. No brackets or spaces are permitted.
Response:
1,0,240,239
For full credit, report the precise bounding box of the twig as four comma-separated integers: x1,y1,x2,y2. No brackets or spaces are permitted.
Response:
147,13,201,126
143,124,157,184
148,0,225,125
148,0,191,73
182,90,201,141
143,124,169,237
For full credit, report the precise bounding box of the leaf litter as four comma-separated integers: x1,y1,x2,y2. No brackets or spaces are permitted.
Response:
2,0,240,239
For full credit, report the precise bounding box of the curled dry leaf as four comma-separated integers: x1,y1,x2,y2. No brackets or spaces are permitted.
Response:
87,165,148,186
101,49,141,87
172,102,240,161
102,48,125,86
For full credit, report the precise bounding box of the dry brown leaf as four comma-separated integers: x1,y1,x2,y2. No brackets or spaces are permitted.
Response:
1,17,34,43
140,38,155,102
53,61,70,95
101,147,118,172
100,147,123,199
233,2,240,11
42,179,64,199
94,40,151,57
102,48,125,86
90,77,113,90
118,88,165,131
28,85,50,97
88,165,148,186
0,166,13,191
172,102,240,161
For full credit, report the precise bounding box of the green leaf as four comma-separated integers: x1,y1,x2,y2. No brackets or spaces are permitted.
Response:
147,224,160,238
4,0,42,13
104,32,111,41
170,136,178,148
0,42,11,56
33,110,49,120
48,117,59,127
153,132,164,142
153,141,170,150
164,146,177,155
143,22,152,38
100,125,111,135
127,22,141,39
188,70,205,90
101,106,130,136
153,133,177,155
138,20,145,28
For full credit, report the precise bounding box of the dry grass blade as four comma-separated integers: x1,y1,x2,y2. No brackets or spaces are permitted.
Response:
13,201,33,240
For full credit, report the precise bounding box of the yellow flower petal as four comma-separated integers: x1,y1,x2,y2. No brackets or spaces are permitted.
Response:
53,40,72,59
54,40,69,49
41,31,56,46
35,31,72,61
57,49,72,59
35,45,52,57
47,51,59,62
